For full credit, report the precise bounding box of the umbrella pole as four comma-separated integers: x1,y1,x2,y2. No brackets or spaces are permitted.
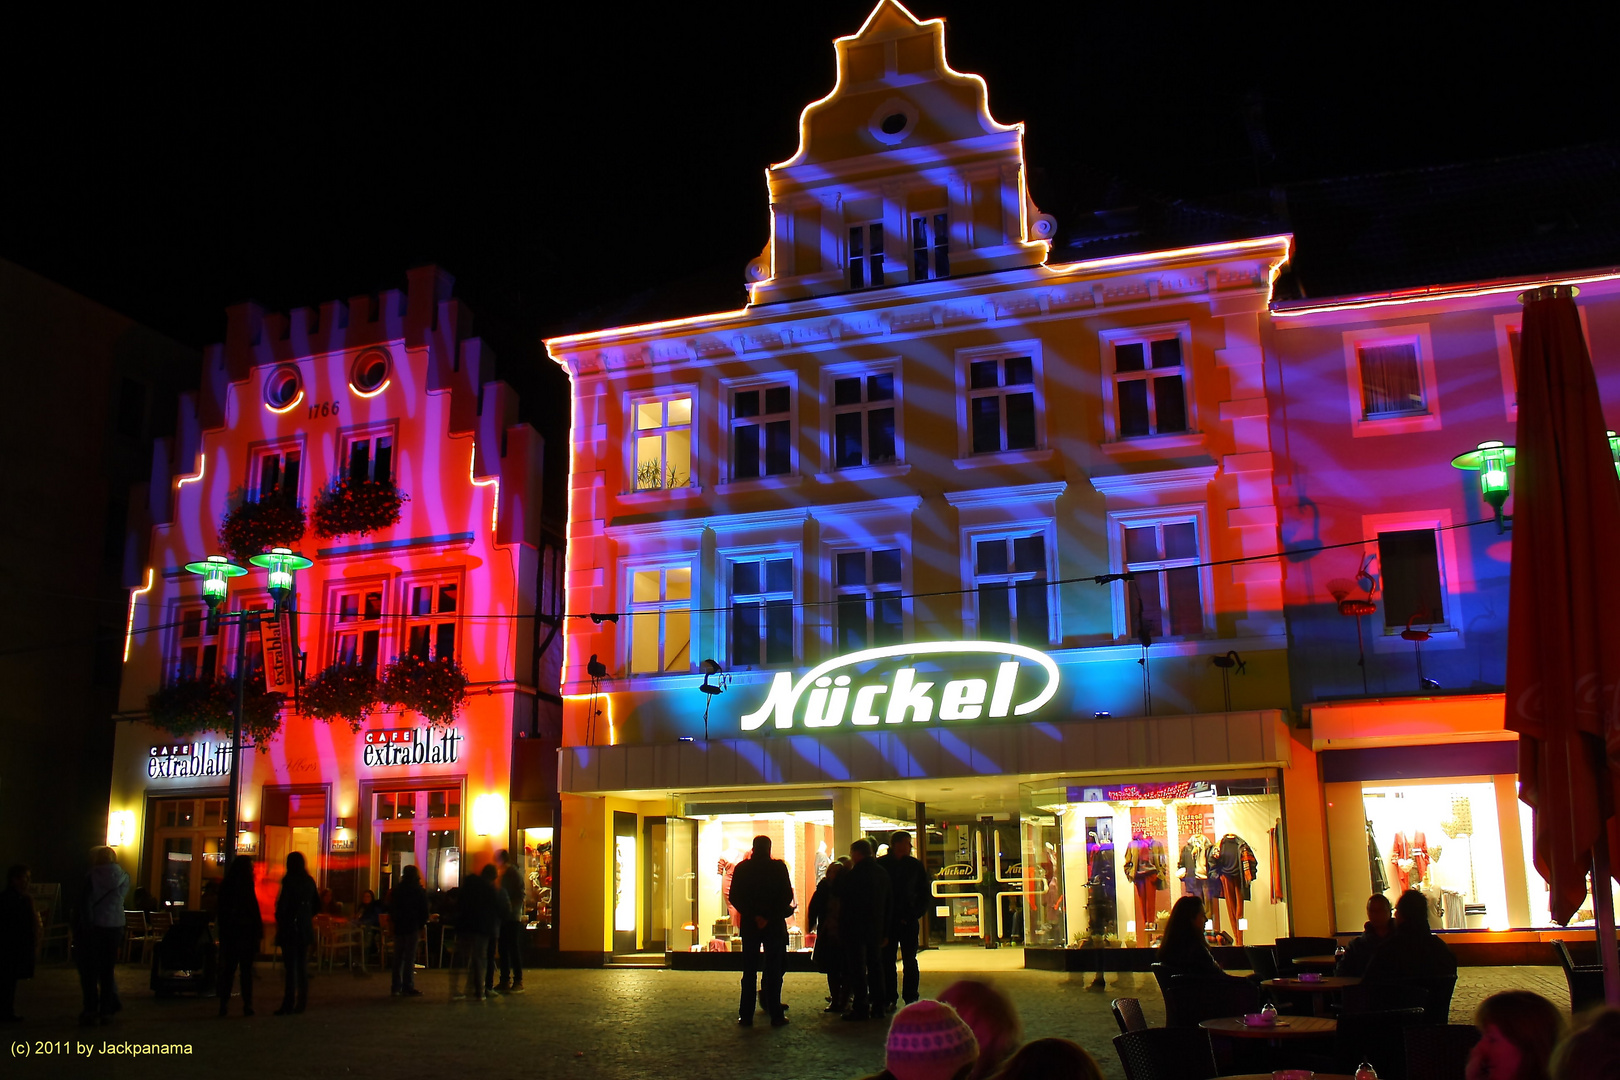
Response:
1593,841,1620,1005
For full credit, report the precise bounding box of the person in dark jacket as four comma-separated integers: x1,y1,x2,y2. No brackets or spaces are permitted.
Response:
728,835,794,1027
494,849,526,994
1,864,40,1023
454,866,498,1002
838,838,892,1022
214,856,262,1017
74,845,128,1026
481,864,509,998
387,865,428,996
1335,893,1394,978
1156,895,1225,978
807,860,848,1013
877,830,929,1011
273,851,318,1015
1362,888,1458,984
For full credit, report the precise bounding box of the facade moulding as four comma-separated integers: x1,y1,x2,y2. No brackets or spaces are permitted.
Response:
1089,466,1219,497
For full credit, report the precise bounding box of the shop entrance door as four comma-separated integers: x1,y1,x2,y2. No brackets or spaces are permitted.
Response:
927,817,1024,947
611,811,638,956
666,817,699,955
149,797,227,909
642,818,668,953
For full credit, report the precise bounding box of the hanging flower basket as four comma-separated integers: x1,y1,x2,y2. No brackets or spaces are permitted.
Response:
299,662,381,732
146,675,284,749
312,477,408,539
379,654,469,726
218,490,306,563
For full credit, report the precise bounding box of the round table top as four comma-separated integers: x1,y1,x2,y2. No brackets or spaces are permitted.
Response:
1200,1015,1338,1038
1218,1075,1353,1080
1291,955,1340,968
1262,976,1361,991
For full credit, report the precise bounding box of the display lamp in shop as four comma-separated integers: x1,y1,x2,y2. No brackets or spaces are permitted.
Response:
1451,439,1516,532
183,555,247,611
249,546,314,607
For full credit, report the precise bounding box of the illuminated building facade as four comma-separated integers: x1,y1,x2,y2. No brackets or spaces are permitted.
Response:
109,266,563,944
547,2,1318,964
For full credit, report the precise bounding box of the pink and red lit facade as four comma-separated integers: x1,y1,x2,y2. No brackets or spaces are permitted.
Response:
109,266,560,937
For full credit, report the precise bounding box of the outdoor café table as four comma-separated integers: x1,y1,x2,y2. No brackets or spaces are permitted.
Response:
1219,1075,1352,1080
1290,954,1340,973
1200,1015,1338,1041
1262,975,1361,1017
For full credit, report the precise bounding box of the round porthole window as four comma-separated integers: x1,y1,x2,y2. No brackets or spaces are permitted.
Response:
350,348,391,396
867,97,919,146
263,364,303,412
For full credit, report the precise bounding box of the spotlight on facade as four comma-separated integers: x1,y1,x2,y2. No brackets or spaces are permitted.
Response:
1451,439,1516,532
471,793,505,837
1092,711,1111,719
699,658,725,696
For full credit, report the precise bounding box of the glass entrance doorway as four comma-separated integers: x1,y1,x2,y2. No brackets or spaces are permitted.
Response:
149,797,227,909
925,817,1024,947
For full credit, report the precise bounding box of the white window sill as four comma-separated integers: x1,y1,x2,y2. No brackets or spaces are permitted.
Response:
715,474,803,494
1097,432,1207,459
815,463,912,483
617,484,704,506
1351,411,1441,438
952,448,1054,470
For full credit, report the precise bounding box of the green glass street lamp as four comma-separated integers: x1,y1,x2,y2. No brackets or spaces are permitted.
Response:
249,546,313,610
1608,431,1620,480
1452,439,1516,532
183,555,247,612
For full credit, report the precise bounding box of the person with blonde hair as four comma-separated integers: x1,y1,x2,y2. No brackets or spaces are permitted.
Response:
73,845,128,1026
938,980,1022,1080
1466,990,1564,1080
1551,1007,1620,1080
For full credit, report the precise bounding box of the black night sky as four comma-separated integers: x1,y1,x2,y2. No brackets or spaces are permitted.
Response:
5,0,1617,445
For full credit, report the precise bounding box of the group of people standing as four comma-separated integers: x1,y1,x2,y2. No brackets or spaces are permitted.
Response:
727,829,930,1027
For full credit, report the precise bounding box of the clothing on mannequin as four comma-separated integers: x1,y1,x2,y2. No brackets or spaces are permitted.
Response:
1123,831,1166,947
1390,830,1430,893
1366,820,1389,894
1209,833,1259,945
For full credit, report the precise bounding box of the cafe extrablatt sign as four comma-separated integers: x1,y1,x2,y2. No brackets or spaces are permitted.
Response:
739,640,1060,732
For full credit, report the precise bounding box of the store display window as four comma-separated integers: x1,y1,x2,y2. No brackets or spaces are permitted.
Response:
1022,776,1287,949
372,786,462,895
149,797,227,909
522,826,554,930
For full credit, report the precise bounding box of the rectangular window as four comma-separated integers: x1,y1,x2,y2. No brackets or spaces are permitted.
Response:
968,355,1038,454
1378,529,1445,629
731,385,792,480
404,578,459,661
831,372,897,468
240,599,271,677
911,211,949,281
344,432,394,484
834,548,904,652
628,566,692,674
176,606,220,683
1358,343,1426,417
633,395,693,491
334,587,384,673
1122,520,1203,639
973,533,1049,645
256,446,301,503
731,556,794,667
1111,335,1188,438
848,222,884,290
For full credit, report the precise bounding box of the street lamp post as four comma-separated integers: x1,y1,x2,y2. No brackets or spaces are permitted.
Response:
183,547,310,866
1451,439,1517,532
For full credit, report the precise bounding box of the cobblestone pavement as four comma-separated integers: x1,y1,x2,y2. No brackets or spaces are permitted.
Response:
2,958,1575,1080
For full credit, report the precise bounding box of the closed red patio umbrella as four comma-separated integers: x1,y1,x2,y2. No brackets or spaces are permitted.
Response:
1505,284,1620,1004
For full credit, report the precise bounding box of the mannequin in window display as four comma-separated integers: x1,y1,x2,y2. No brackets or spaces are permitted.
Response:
1208,833,1258,946
1083,827,1117,946
1390,829,1430,894
1122,829,1167,947
1177,832,1217,935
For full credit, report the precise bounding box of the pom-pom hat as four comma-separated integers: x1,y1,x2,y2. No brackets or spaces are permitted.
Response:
885,1000,979,1080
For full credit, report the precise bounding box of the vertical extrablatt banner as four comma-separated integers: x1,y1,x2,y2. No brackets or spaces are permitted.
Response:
262,613,296,696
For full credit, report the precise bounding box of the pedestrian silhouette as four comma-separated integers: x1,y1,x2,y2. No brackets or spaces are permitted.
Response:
273,851,317,1015
215,855,262,1017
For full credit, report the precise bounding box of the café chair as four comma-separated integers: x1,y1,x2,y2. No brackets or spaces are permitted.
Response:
1111,997,1148,1034
1161,974,1261,1029
1553,940,1606,1015
1332,1006,1426,1080
1112,1028,1219,1080
1404,1023,1481,1080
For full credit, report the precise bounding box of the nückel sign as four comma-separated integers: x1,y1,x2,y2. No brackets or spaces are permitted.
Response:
739,641,1060,732
148,741,230,779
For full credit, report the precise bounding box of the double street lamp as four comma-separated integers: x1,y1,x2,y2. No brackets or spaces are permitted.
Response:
183,546,312,865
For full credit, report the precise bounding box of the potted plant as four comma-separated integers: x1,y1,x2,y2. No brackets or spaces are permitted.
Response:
312,475,408,539
218,489,306,563
379,654,469,725
299,662,381,732
146,674,285,748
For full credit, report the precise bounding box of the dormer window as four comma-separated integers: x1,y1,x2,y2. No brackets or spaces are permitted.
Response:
849,223,885,290
911,212,949,281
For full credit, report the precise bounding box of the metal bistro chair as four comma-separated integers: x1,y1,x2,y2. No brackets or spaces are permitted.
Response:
1404,1023,1482,1080
1113,1028,1219,1080
27,883,71,961
1162,974,1261,1029
1112,997,1149,1034
122,910,157,964
315,916,361,972
1553,939,1607,1015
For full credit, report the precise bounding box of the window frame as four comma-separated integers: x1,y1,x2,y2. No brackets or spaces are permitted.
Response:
249,438,305,505
1362,509,1465,647
847,220,886,291
824,540,908,655
821,359,903,475
171,602,221,684
625,386,698,495
1341,324,1441,437
327,577,389,673
718,545,800,670
622,559,695,677
959,518,1059,646
720,373,798,486
909,208,950,282
1105,505,1215,643
954,341,1047,462
399,571,463,664
338,421,400,486
1098,323,1197,443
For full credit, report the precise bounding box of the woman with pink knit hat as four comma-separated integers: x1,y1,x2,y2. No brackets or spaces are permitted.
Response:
872,999,980,1080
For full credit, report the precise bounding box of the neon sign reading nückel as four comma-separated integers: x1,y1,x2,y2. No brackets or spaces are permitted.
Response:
740,641,1060,732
